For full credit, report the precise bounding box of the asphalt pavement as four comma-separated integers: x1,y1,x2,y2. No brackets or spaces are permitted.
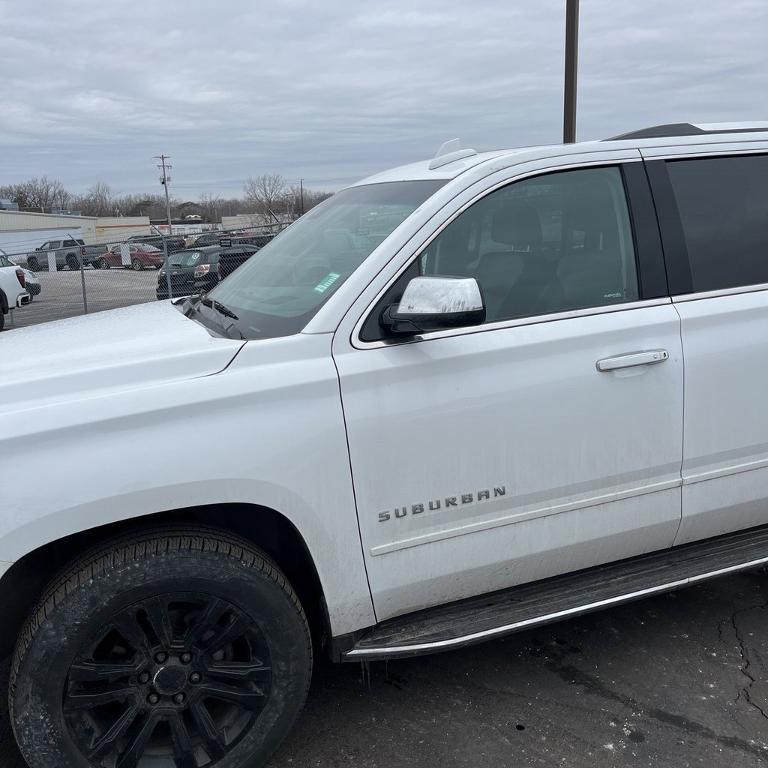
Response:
3,267,768,767
7,268,161,329
1,569,767,767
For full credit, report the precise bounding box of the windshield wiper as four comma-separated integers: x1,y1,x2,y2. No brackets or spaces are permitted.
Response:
200,297,239,320
182,294,244,339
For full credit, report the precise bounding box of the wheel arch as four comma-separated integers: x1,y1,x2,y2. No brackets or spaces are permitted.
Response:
0,503,332,658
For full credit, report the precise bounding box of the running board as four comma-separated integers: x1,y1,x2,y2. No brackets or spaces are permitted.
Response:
345,524,768,660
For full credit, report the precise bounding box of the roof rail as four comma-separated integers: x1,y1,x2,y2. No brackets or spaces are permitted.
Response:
428,138,478,170
607,121,768,141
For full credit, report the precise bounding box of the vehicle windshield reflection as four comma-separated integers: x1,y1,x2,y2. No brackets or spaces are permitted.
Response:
203,180,446,340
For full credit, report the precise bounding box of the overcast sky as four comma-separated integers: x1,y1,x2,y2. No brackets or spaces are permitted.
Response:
1,0,766,197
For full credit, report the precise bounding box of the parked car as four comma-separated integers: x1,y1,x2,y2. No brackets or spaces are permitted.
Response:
190,231,225,247
125,233,186,252
5,122,768,768
219,233,276,248
0,253,30,330
95,243,165,270
156,244,258,298
25,238,96,271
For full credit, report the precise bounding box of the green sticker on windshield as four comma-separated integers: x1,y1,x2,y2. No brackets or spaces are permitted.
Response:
314,272,341,293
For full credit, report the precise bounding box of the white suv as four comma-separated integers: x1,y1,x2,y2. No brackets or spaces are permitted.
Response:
2,122,768,768
0,253,30,330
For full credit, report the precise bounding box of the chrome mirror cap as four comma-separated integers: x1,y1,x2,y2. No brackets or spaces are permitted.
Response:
398,276,484,316
381,276,486,336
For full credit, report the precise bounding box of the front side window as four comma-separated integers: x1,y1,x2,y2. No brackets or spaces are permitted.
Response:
201,180,446,339
666,154,768,292
417,166,639,324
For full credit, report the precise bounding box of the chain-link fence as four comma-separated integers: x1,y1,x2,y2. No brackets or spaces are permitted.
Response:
1,223,286,330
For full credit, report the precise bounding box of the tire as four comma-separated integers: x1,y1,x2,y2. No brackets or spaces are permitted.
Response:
27,256,40,271
10,526,313,768
0,310,5,332
66,254,80,271
132,258,143,271
98,257,110,270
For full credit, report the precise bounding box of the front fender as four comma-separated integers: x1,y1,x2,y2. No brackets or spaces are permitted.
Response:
0,333,375,636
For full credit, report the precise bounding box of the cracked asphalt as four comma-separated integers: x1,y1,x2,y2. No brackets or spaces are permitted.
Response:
1,569,767,767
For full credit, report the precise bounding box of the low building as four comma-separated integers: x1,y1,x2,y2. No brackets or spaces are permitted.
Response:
0,210,97,256
221,213,294,231
95,216,151,242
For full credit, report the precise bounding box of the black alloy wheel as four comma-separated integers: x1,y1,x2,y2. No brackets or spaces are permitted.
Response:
64,594,272,767
10,528,313,768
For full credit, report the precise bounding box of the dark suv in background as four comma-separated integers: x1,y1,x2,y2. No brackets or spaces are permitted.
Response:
156,244,258,299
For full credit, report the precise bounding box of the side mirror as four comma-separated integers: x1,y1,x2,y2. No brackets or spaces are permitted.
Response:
381,276,485,336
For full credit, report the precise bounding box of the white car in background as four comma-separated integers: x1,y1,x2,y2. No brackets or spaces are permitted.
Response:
0,251,30,330
4,255,41,299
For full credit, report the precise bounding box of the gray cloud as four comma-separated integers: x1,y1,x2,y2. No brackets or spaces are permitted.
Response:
0,0,765,196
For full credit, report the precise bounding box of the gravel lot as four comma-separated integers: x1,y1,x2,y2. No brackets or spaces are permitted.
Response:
1,570,767,767
7,268,163,329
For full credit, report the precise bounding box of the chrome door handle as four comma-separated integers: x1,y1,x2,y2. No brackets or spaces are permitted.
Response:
596,349,669,372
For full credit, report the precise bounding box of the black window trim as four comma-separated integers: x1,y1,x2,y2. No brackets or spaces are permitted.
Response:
643,159,693,295
356,160,671,346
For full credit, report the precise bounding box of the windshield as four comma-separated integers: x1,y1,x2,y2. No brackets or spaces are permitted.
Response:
171,250,205,267
201,180,445,339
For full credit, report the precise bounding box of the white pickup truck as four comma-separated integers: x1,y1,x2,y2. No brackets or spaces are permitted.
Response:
2,122,768,768
0,253,30,330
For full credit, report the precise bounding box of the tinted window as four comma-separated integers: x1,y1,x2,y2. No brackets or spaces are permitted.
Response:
170,251,204,267
667,155,768,292
418,166,638,323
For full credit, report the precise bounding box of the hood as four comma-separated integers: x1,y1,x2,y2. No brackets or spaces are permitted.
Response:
0,300,244,409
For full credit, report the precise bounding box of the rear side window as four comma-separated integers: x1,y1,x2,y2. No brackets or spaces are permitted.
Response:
667,154,768,292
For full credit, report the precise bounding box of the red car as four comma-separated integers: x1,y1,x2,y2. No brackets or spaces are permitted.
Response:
96,244,165,270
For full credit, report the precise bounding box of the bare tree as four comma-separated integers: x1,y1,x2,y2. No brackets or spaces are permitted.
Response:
287,184,333,216
243,174,286,215
0,177,70,212
199,192,223,223
72,182,114,217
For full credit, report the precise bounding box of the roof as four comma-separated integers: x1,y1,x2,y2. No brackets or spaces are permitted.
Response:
352,123,768,187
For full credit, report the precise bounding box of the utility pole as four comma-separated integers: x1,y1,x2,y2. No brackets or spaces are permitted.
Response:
155,154,173,233
154,154,174,300
563,0,580,143
299,179,305,216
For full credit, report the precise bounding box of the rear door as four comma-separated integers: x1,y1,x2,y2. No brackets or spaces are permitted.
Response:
645,147,768,544
333,155,684,621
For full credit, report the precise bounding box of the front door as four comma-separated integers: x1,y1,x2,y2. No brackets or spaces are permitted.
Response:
334,162,684,621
